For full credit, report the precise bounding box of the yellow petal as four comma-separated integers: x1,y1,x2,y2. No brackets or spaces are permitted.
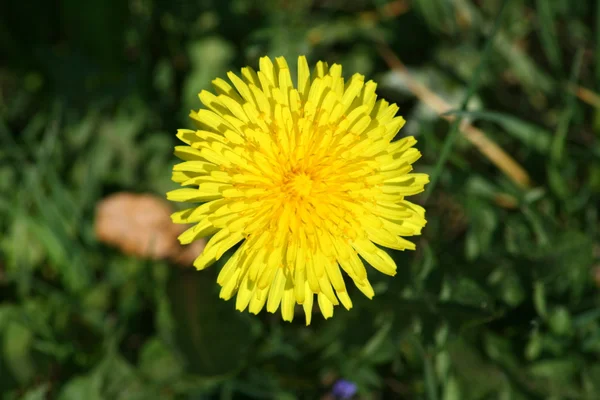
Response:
281,281,296,322
352,238,397,276
266,269,286,313
302,283,314,325
235,272,254,312
318,293,334,319
249,287,268,314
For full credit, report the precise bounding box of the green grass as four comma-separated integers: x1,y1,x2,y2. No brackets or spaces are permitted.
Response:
1,0,600,399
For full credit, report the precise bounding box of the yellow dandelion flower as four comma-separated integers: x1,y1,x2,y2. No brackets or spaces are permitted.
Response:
167,56,428,325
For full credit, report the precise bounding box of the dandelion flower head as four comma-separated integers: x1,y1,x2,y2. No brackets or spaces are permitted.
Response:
167,56,428,325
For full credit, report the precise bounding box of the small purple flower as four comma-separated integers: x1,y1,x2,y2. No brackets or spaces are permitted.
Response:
332,379,357,399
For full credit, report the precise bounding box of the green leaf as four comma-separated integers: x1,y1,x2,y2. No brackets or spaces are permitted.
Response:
435,350,451,380
448,278,494,309
96,353,149,400
533,281,548,318
528,359,579,383
525,331,543,361
548,307,572,336
448,339,506,399
487,267,525,307
442,375,461,400
530,230,593,300
464,197,497,261
138,337,183,384
168,269,253,376
584,364,600,396
2,322,35,384
58,375,103,400
361,318,393,361
483,332,519,369
59,352,156,400
21,384,50,400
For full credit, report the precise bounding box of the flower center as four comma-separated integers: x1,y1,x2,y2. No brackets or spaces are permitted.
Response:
284,172,313,199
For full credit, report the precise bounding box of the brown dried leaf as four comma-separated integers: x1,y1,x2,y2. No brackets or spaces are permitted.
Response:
95,192,205,266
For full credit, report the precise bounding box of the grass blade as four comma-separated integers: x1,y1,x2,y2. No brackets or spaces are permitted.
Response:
424,0,512,202
535,0,562,71
442,110,552,154
551,49,584,163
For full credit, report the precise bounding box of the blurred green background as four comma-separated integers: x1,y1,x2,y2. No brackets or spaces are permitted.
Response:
1,0,600,398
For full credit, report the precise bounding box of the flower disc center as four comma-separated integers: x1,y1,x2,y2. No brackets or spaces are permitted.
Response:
286,172,313,199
